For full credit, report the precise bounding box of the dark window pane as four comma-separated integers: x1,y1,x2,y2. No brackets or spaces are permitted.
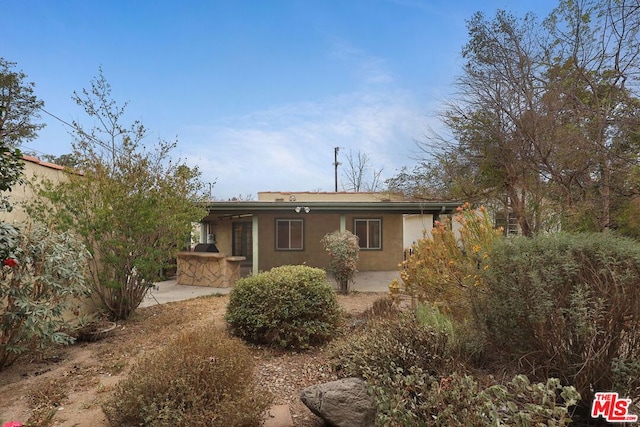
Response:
355,219,381,249
355,220,368,248
276,220,289,249
369,220,381,249
290,220,303,249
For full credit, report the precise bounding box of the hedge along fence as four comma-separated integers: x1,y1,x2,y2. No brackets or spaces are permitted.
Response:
479,233,640,407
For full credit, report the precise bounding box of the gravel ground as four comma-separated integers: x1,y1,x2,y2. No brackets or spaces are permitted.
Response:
0,292,385,426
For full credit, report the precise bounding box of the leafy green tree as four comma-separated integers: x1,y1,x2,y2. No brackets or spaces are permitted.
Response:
41,153,81,169
0,148,24,213
0,58,44,147
427,10,551,237
542,0,640,232
1,58,41,211
35,69,207,320
1,57,34,286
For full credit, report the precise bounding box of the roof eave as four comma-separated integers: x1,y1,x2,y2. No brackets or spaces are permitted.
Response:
201,201,462,215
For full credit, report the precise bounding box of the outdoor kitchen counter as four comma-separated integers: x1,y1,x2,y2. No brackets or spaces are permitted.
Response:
176,251,246,287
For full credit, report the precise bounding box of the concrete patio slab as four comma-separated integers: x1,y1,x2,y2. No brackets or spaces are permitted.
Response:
140,270,399,308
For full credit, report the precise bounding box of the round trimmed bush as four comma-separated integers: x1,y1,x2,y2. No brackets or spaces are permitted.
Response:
225,265,344,350
102,325,270,426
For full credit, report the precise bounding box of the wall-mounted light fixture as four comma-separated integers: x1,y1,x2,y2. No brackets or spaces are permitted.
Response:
294,206,311,213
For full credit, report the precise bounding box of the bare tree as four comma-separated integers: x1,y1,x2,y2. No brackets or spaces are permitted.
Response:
227,193,255,201
433,10,549,236
341,149,384,192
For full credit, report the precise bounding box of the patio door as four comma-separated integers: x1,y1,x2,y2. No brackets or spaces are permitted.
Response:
232,222,252,265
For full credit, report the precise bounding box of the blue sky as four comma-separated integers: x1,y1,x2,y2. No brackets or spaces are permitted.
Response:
4,0,558,200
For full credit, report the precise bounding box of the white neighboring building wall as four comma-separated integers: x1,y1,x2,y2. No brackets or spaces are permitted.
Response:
403,212,466,253
403,213,434,250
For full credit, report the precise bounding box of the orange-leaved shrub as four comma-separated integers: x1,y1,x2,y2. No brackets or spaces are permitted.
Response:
390,202,503,321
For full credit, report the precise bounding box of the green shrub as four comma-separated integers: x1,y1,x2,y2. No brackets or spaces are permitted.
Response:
330,310,450,381
321,230,359,294
330,306,578,426
415,303,455,338
371,371,580,426
225,265,343,350
0,223,90,370
102,325,271,427
479,232,640,407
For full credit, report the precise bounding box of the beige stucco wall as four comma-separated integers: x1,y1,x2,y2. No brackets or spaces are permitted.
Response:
1,156,98,317
204,209,407,273
256,212,339,271
0,156,70,224
254,212,403,272
344,213,404,271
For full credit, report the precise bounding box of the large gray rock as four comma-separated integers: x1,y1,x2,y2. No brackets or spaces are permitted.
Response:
300,377,376,427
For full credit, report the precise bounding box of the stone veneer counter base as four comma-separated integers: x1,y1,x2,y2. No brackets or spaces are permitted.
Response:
176,252,245,288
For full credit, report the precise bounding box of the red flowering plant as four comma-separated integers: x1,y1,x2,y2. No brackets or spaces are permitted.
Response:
3,258,18,267
0,222,20,270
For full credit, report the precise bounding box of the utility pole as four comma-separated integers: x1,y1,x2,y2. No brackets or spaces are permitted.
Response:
333,147,340,192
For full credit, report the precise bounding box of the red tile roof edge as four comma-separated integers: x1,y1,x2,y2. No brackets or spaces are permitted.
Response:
22,155,65,170
22,155,81,174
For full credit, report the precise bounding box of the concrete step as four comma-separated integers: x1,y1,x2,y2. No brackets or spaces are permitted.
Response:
264,404,294,427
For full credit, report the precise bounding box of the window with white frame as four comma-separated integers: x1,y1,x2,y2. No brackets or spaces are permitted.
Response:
276,219,304,250
354,218,381,249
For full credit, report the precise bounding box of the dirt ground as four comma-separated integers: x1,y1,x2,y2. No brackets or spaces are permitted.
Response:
0,292,385,427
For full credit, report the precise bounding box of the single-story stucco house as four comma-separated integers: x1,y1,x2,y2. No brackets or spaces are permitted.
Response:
196,191,461,276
